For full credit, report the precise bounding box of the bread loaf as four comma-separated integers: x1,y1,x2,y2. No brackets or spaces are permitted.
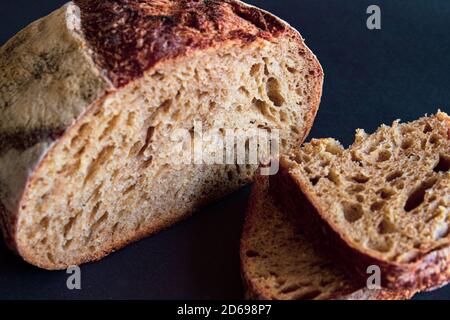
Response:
0,0,323,269
241,175,415,300
271,112,450,291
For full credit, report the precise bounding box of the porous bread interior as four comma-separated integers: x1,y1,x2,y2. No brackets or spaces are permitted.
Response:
288,113,450,264
17,36,319,269
242,176,360,300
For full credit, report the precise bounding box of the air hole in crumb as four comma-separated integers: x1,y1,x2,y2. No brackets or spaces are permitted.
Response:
326,169,340,185
353,174,370,184
128,141,142,158
39,217,49,229
246,250,259,258
423,123,433,133
310,177,320,186
99,114,120,140
377,150,392,162
127,112,136,127
351,151,363,164
386,171,402,182
343,202,364,223
379,188,396,199
287,66,297,74
239,86,250,97
291,126,300,134
141,156,153,169
112,222,120,234
401,139,414,150
250,63,261,77
404,177,438,212
430,134,440,144
92,212,109,232
321,160,331,167
89,202,102,222
356,195,364,203
63,213,80,237
84,146,115,184
263,58,270,75
421,139,427,149
293,290,322,300
266,77,285,107
138,127,155,157
158,99,172,114
370,201,385,212
280,284,300,294
252,98,271,117
123,184,136,196
209,101,217,111
88,183,103,203
63,239,73,250
47,253,54,263
434,154,450,173
351,185,365,193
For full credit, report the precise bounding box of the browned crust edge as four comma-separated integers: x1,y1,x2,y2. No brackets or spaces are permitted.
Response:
74,0,287,87
2,1,323,270
271,157,450,292
240,176,414,300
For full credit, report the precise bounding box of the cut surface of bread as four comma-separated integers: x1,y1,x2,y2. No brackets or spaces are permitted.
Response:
0,0,323,269
241,175,415,300
272,112,450,290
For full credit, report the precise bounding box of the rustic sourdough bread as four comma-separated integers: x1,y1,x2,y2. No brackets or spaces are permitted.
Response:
241,175,415,300
0,0,323,269
271,112,450,291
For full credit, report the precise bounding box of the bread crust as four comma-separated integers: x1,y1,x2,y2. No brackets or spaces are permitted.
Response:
75,0,285,86
272,115,450,292
0,0,323,269
241,176,414,300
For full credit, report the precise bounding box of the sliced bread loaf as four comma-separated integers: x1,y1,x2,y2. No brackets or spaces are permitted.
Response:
271,112,450,291
241,175,415,300
0,0,323,269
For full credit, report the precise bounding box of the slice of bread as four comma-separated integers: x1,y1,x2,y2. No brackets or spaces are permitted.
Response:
241,175,415,300
271,112,450,291
0,0,323,269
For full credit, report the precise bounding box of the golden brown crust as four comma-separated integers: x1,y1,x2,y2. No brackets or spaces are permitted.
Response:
75,0,287,87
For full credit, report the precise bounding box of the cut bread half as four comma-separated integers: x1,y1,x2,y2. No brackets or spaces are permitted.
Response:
271,112,450,291
0,0,323,269
241,175,415,300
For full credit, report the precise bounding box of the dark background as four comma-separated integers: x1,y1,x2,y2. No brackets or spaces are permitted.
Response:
0,0,449,299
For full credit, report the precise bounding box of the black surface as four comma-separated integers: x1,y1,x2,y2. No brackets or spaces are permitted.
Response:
0,0,449,300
